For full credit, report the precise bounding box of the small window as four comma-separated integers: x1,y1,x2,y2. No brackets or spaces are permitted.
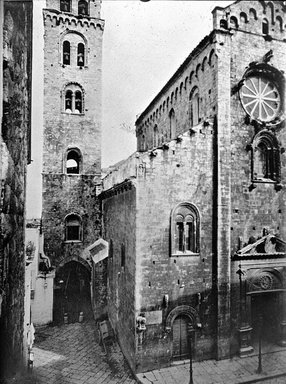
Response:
66,148,82,174
141,135,146,152
77,43,85,66
63,84,84,114
171,203,200,256
60,0,71,12
65,214,82,242
252,131,280,183
189,87,199,127
262,18,269,35
78,0,89,16
121,244,125,268
230,16,238,29
220,19,228,29
63,41,70,65
109,240,113,262
75,91,82,113
169,109,176,139
153,125,159,147
65,90,72,112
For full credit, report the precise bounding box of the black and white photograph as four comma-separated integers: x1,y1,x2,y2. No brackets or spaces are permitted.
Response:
1,0,286,383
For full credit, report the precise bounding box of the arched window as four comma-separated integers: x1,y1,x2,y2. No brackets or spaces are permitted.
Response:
262,18,269,34
60,0,71,12
276,16,283,32
63,41,70,65
78,0,89,16
171,203,200,256
251,131,280,183
189,87,199,127
75,91,82,113
77,43,85,66
65,214,82,241
153,125,159,147
64,84,84,114
169,109,176,139
240,12,248,23
141,135,146,152
249,8,257,20
65,90,72,112
230,16,238,29
66,148,82,174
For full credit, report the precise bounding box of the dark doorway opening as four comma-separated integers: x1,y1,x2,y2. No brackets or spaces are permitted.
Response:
251,292,281,348
54,261,92,324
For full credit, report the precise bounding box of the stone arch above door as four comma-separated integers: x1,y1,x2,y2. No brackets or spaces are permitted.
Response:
57,255,91,273
247,268,283,293
165,305,200,331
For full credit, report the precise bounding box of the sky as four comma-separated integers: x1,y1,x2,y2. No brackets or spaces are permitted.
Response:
101,0,233,167
27,0,234,218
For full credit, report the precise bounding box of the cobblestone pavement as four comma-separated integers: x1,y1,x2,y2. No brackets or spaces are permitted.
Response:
5,320,137,384
137,349,286,384
3,321,286,384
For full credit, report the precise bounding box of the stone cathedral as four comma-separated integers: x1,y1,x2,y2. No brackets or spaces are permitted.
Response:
100,0,286,374
25,0,286,376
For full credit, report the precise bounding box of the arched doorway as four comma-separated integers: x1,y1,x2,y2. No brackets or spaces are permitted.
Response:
172,314,191,360
54,261,92,324
167,305,199,362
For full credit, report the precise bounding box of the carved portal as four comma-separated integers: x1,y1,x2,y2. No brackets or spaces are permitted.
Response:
246,269,286,348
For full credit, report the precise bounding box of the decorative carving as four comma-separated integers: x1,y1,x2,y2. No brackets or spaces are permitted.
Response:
248,269,282,292
234,234,286,259
136,314,146,332
259,274,273,290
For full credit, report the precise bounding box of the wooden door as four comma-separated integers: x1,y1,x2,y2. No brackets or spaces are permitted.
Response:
172,315,190,360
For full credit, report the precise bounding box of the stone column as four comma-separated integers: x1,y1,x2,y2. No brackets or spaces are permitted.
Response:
238,269,253,357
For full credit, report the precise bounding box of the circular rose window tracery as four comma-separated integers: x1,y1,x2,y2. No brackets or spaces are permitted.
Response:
240,76,281,122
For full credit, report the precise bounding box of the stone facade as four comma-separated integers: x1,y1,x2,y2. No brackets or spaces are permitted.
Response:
101,0,286,374
0,0,32,377
40,0,104,323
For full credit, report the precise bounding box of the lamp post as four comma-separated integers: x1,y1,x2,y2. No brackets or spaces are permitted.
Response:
256,311,263,374
188,322,202,384
189,329,193,384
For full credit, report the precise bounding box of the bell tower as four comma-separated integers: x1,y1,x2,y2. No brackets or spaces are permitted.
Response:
41,0,104,279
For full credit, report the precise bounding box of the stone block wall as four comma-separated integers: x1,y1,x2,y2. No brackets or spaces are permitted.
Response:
41,3,104,324
42,174,101,268
42,9,104,176
225,0,286,349
134,128,215,371
102,0,286,374
101,183,137,371
0,0,32,377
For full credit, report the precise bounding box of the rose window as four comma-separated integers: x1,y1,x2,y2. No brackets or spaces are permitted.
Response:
240,76,281,122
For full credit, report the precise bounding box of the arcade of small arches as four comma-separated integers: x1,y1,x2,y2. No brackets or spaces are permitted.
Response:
137,47,216,145
218,2,285,35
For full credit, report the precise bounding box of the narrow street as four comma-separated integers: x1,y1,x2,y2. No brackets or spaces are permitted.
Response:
10,321,137,384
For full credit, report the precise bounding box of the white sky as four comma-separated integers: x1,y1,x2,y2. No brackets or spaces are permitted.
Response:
101,0,233,167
